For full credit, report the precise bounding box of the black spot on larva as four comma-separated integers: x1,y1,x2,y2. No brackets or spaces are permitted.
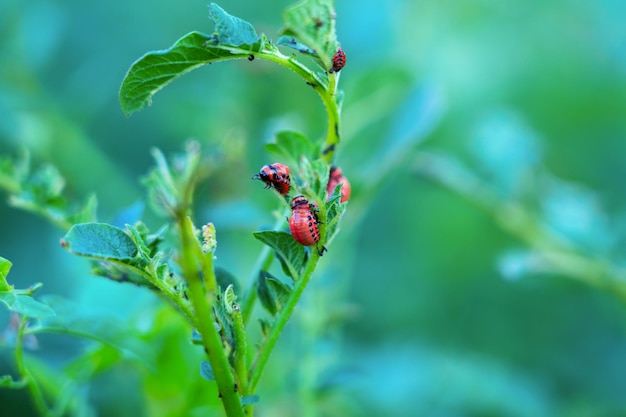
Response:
248,54,255,61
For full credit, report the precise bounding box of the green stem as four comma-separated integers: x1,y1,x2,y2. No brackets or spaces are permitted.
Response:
255,50,341,163
322,71,341,164
15,316,50,417
248,250,321,391
178,217,244,417
232,305,249,399
246,184,329,391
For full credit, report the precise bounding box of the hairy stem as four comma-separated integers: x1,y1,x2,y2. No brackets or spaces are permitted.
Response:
255,50,341,163
248,250,321,391
178,216,244,417
231,305,250,413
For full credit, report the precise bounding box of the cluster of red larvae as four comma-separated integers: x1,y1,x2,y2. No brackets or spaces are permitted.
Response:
253,162,350,253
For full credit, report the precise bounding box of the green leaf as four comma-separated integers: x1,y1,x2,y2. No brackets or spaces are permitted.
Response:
257,271,277,316
62,223,138,260
264,272,292,311
300,157,330,200
64,231,156,287
311,159,331,199
142,142,209,218
281,0,338,68
0,256,12,292
66,194,98,225
89,261,157,289
215,267,241,294
125,222,167,261
0,256,54,318
0,293,55,318
27,163,66,200
223,284,236,314
208,3,260,46
265,130,315,169
325,185,346,243
120,5,263,116
259,318,271,336
120,32,212,116
125,223,153,260
257,271,292,316
8,163,67,214
200,360,215,381
253,231,306,279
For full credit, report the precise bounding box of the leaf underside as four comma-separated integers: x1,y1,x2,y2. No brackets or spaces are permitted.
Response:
253,231,306,279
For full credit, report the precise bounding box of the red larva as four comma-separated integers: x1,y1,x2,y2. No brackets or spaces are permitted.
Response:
253,163,291,195
329,47,346,73
326,166,351,203
289,196,326,254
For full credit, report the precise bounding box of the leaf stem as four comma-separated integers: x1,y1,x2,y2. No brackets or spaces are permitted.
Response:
178,216,244,417
231,305,250,409
247,177,330,391
248,250,321,391
322,71,341,163
255,49,340,163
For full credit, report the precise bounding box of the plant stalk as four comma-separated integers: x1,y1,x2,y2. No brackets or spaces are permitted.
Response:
255,50,341,163
248,250,321,391
178,216,244,417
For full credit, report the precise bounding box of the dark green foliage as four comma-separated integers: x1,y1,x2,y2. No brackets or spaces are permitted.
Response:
216,267,241,295
257,271,292,316
265,130,316,169
252,231,306,279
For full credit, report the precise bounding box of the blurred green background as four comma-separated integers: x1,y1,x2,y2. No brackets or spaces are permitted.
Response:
2,0,626,415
